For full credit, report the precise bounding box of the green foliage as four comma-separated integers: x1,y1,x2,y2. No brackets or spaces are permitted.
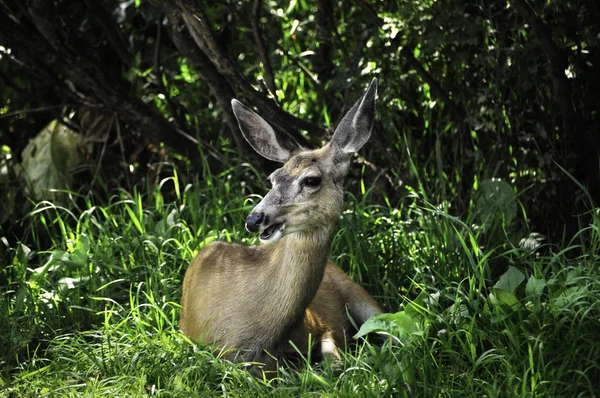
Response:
2,163,600,396
1,0,600,395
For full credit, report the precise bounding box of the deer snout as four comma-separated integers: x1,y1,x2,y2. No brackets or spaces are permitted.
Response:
246,212,266,232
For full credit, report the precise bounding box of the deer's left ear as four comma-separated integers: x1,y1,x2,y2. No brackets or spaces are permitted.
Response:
231,100,303,163
330,78,377,155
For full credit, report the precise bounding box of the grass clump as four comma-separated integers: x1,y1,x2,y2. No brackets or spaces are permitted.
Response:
1,163,600,397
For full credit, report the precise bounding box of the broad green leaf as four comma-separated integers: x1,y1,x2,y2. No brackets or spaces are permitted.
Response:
390,311,421,338
354,313,392,339
71,234,90,265
354,311,421,346
20,120,82,203
494,266,525,294
16,243,31,268
474,179,517,234
58,276,90,291
30,250,69,284
491,288,521,309
566,269,582,285
551,286,589,311
525,276,546,299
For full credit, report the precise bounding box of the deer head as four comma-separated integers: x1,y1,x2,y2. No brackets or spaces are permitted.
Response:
231,79,377,243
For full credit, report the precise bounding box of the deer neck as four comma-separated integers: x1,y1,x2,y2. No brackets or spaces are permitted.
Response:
268,225,334,321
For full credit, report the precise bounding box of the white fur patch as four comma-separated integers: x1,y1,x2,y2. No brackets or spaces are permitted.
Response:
320,333,341,359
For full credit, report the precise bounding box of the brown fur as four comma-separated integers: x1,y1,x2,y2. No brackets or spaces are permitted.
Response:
180,79,381,373
180,233,382,368
179,152,382,370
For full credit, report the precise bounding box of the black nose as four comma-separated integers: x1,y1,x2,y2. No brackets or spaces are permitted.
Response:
246,212,266,232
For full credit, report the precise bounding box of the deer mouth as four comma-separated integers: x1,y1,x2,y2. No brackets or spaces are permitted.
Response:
259,222,285,243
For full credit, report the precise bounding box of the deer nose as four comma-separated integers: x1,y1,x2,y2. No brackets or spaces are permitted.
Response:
246,212,266,232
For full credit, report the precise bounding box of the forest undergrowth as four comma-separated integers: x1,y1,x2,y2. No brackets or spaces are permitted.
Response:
1,162,599,397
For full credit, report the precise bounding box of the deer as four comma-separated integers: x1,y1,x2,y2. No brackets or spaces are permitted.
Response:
179,78,382,374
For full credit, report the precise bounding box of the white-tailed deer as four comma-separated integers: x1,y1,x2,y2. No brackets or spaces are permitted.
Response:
180,79,382,372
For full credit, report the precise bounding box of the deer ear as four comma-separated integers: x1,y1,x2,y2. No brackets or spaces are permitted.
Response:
231,99,302,163
330,78,377,154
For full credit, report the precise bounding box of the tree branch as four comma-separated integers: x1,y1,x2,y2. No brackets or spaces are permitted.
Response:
509,0,599,202
277,45,335,105
251,0,277,98
163,4,248,155
174,0,324,144
152,17,188,132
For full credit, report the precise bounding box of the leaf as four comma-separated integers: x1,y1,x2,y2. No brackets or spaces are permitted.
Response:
390,312,421,338
354,311,421,346
354,313,392,339
489,289,521,324
551,286,589,311
491,288,521,309
58,276,90,291
525,276,546,299
494,266,525,294
16,243,31,268
565,269,582,285
20,120,82,202
71,234,90,265
30,250,69,286
519,232,546,252
474,179,517,234
404,290,428,318
413,46,421,59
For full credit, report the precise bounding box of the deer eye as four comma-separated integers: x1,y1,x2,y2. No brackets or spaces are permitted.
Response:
303,176,322,188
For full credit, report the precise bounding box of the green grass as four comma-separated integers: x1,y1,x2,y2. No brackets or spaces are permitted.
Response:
1,163,600,397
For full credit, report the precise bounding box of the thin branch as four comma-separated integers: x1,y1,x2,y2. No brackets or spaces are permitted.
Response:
163,5,248,155
350,0,379,22
0,0,19,19
509,0,599,202
277,45,335,105
27,0,59,47
90,113,113,189
0,68,24,93
114,117,132,192
0,105,67,119
153,16,162,69
176,1,235,77
251,0,277,98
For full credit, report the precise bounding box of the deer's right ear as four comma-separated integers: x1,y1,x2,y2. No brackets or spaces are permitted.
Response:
330,78,377,155
231,99,302,163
